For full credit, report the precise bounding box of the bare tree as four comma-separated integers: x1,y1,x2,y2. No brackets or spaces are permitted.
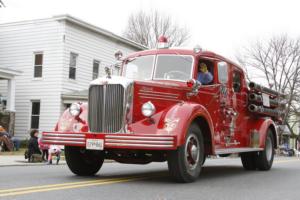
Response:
0,0,5,7
237,35,300,138
123,10,190,48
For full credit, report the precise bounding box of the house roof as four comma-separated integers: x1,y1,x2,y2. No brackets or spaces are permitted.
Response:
0,14,147,51
0,67,22,80
53,14,147,51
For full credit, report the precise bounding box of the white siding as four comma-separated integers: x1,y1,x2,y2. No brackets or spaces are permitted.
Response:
62,22,138,93
0,80,8,97
0,16,143,139
0,19,65,138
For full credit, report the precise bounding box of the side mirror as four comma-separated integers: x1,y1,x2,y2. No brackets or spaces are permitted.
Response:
217,62,228,84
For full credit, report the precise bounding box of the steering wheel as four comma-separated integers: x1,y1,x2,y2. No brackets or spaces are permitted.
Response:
164,70,189,80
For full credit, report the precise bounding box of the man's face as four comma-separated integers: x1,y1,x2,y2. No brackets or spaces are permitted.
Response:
199,64,207,72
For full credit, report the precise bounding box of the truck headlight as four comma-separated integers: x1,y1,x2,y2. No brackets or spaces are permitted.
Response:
141,101,156,117
69,103,81,117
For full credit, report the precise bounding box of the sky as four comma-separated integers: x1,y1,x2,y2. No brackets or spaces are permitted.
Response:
1,0,300,65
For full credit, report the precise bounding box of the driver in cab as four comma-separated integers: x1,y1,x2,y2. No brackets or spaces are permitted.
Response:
198,62,213,85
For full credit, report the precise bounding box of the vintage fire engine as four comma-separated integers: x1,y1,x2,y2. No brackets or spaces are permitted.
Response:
42,37,285,183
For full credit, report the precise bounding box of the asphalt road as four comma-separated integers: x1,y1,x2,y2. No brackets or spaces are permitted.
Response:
0,157,299,200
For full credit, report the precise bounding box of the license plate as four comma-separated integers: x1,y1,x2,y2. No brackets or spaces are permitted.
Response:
86,139,104,150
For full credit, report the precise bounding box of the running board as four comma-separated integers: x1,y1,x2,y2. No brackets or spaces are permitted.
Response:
215,148,264,155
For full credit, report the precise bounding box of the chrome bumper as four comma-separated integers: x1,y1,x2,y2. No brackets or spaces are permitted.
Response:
41,132,177,150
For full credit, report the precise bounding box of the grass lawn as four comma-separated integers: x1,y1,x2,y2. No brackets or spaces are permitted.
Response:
0,148,26,156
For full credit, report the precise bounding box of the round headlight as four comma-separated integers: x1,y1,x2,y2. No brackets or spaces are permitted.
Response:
69,103,81,117
141,101,156,117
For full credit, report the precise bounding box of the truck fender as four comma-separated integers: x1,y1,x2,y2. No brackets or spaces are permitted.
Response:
56,103,88,132
249,118,277,149
161,102,214,148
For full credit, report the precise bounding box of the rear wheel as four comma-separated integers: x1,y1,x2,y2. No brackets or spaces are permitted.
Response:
167,123,204,183
241,152,257,170
202,154,206,166
240,129,275,171
65,146,104,176
256,130,274,170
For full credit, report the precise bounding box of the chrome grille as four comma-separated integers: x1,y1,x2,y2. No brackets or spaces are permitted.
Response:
88,84,124,133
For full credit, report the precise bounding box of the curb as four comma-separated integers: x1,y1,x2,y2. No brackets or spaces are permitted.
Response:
0,161,67,167
0,159,114,167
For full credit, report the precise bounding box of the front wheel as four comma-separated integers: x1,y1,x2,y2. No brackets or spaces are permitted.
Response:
65,146,104,176
167,123,204,183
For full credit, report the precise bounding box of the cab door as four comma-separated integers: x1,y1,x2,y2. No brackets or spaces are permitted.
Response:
231,67,248,147
215,61,235,148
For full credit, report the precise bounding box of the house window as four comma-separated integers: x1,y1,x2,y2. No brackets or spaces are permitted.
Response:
31,101,40,129
69,53,78,79
34,53,43,78
93,60,100,80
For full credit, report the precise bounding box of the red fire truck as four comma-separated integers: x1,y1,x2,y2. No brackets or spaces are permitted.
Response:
42,37,285,183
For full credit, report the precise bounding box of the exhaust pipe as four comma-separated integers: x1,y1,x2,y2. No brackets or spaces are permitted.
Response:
248,104,284,117
249,82,285,97
248,93,285,108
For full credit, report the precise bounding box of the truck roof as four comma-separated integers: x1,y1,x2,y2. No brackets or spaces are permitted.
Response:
127,48,244,71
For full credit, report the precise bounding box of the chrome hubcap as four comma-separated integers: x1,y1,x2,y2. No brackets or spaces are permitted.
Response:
185,133,200,170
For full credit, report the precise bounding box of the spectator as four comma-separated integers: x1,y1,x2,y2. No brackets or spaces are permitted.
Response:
12,136,20,151
38,138,49,161
0,125,14,151
27,129,42,162
48,145,61,165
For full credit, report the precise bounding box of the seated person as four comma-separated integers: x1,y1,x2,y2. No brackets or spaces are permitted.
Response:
27,129,42,162
198,62,213,85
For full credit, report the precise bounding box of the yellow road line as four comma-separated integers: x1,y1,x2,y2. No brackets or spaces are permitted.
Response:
0,177,142,197
0,177,120,193
0,173,167,197
1,159,298,197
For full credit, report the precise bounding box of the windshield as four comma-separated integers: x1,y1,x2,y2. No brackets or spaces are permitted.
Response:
123,54,193,81
123,55,154,80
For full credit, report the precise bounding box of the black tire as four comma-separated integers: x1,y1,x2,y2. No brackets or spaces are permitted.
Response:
256,130,274,171
202,155,206,166
167,123,204,183
241,152,257,170
65,146,104,176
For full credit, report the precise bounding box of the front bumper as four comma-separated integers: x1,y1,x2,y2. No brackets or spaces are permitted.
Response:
41,132,177,150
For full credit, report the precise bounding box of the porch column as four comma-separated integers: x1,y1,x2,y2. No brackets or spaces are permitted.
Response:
7,78,16,111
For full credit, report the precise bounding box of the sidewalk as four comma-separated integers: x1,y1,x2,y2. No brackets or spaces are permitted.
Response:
0,155,66,167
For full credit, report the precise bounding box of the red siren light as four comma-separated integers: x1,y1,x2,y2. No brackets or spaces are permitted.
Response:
157,36,169,49
158,36,168,43
187,79,196,88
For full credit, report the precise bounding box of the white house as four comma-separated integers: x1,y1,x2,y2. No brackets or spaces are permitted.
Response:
0,15,145,139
